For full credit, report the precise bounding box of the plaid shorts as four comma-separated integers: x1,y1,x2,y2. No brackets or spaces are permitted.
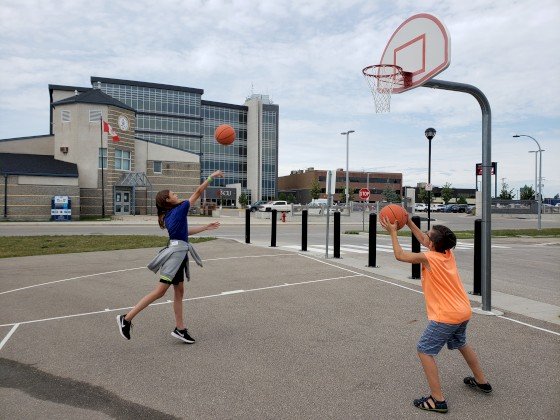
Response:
417,320,469,355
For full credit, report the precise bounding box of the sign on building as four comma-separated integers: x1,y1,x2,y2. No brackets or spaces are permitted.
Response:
51,196,71,221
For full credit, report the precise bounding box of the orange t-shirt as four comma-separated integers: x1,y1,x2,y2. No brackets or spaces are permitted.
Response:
421,250,472,324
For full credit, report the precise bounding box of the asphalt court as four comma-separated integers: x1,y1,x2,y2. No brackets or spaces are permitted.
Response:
1,239,559,419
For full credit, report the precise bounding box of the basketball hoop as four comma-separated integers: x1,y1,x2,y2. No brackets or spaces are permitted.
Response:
362,64,412,113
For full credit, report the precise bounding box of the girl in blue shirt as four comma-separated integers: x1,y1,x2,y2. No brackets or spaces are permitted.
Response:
117,170,224,344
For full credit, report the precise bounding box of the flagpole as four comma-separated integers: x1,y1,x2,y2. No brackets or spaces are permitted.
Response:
100,117,105,218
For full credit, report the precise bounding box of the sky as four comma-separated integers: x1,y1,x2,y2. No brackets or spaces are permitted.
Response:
1,0,559,198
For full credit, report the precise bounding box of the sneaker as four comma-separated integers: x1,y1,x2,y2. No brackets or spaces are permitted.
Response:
117,314,132,340
171,327,195,344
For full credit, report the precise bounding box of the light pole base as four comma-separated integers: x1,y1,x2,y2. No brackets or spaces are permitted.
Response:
472,307,503,316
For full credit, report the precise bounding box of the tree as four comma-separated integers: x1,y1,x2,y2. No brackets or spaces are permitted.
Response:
285,193,296,204
238,192,249,207
339,192,354,203
499,180,515,200
457,196,468,204
441,182,453,204
553,193,559,199
382,186,400,203
310,177,321,200
520,185,535,200
278,192,287,201
417,187,429,205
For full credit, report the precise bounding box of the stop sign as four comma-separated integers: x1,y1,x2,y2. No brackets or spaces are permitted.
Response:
359,188,370,200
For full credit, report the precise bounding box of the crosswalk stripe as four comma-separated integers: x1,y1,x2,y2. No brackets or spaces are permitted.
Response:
282,241,509,255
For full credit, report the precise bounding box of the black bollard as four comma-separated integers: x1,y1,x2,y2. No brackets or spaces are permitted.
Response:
411,215,421,279
472,218,482,295
301,209,308,251
334,211,341,258
245,208,251,244
271,209,277,247
368,212,377,267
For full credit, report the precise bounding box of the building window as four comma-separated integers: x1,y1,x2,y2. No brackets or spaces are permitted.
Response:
115,149,131,171
98,148,107,169
90,110,102,123
61,110,71,123
153,161,162,173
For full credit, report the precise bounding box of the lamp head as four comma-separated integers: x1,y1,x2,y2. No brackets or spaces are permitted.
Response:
424,128,436,140
513,134,520,138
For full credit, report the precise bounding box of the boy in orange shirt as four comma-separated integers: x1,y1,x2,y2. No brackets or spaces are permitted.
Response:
380,215,492,413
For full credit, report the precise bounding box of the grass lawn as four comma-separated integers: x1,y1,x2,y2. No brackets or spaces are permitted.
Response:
346,228,560,239
0,236,215,259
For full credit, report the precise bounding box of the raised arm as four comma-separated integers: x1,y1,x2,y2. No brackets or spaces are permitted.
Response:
380,216,429,265
406,215,431,248
189,170,224,206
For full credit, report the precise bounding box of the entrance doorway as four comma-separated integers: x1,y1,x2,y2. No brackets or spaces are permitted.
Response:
114,189,131,215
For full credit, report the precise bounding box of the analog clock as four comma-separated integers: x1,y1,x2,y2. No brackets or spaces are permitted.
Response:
118,115,129,131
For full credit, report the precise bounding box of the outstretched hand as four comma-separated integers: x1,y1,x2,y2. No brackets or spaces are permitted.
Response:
379,216,398,234
206,221,221,231
211,170,224,179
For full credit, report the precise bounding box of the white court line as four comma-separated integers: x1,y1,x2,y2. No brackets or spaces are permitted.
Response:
0,267,145,296
497,315,560,337
0,324,19,351
295,253,560,337
0,253,294,296
0,274,361,328
1,252,556,338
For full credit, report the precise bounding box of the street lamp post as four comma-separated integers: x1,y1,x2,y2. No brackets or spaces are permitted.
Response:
341,130,355,208
528,151,538,201
514,134,543,230
424,128,436,229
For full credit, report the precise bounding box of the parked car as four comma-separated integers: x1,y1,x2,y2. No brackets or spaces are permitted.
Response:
248,200,267,212
466,205,476,214
444,204,469,213
431,204,445,212
414,203,428,212
258,200,291,212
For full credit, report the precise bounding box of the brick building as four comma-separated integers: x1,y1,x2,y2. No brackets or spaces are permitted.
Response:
278,168,402,204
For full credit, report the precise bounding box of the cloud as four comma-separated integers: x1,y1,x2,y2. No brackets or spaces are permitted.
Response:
0,0,559,196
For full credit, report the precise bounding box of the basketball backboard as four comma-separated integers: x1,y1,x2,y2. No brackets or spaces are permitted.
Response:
379,13,451,93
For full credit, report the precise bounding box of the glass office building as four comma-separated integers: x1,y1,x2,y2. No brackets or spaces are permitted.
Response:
91,77,278,202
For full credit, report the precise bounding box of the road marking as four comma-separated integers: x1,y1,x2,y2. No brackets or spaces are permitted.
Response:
0,324,19,351
497,315,560,337
282,242,510,255
294,253,560,337
0,274,362,328
221,290,245,295
0,253,295,296
0,267,146,296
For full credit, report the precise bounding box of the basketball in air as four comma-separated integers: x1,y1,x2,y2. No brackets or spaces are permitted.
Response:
214,124,236,145
379,204,408,230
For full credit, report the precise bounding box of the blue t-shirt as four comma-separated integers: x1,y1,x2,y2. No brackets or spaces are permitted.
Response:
164,200,190,241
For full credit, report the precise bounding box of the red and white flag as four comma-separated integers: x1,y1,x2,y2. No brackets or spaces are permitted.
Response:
102,120,120,142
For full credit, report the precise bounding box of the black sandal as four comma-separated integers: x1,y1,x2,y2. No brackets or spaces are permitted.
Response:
413,395,448,413
464,376,493,393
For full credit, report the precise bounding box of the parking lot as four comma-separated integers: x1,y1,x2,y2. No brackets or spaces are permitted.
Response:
1,239,559,418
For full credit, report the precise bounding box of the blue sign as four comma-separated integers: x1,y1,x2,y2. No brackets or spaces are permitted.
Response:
51,196,72,221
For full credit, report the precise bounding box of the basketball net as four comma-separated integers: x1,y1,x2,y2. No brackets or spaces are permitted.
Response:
362,64,409,113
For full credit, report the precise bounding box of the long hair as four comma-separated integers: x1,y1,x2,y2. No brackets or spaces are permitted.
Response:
155,189,177,229
430,225,457,253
